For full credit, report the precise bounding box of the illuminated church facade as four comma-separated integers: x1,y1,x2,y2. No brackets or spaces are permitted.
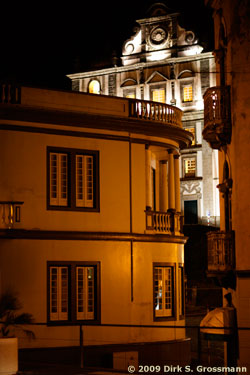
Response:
68,3,220,227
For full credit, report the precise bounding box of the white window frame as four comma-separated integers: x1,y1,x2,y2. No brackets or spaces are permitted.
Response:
48,147,99,211
153,264,174,319
48,262,99,323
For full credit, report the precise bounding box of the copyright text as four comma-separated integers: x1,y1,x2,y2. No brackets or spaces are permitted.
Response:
127,365,247,373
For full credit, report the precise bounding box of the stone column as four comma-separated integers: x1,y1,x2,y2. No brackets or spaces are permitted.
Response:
168,150,175,210
145,146,152,210
174,155,181,212
160,161,168,211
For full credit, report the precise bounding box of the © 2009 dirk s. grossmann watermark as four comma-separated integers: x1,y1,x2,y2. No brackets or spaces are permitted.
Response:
127,364,248,373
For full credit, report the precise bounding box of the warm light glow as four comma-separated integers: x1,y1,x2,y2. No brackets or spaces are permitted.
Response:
185,127,195,145
147,50,170,62
184,158,196,177
89,80,100,94
126,93,136,99
180,45,203,56
183,85,193,102
152,89,165,103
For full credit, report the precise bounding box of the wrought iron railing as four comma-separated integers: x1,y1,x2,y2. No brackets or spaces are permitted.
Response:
129,99,183,127
203,86,231,148
203,86,231,128
207,231,235,272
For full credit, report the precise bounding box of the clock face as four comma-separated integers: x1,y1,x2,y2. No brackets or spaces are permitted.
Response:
150,27,167,44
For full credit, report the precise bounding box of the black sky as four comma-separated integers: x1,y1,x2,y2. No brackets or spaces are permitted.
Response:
1,1,214,90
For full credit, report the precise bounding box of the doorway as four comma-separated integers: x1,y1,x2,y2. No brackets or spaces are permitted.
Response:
184,200,198,224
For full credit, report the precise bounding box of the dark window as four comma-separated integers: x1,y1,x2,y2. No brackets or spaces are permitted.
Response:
47,147,99,211
151,167,156,211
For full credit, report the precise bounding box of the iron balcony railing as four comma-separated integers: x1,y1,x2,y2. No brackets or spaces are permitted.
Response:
203,86,231,149
129,99,183,127
207,231,235,273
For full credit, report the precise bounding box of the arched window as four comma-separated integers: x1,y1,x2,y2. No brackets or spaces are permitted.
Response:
88,80,100,94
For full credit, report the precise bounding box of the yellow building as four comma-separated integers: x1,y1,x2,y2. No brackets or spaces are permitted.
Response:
203,0,250,367
0,84,192,368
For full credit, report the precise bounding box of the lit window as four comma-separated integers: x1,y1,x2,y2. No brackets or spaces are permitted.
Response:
152,88,166,103
125,92,136,98
184,127,196,145
48,262,100,323
154,265,174,318
183,158,196,178
48,147,99,211
88,80,100,94
183,84,193,102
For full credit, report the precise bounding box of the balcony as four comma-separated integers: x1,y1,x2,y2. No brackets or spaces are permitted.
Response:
0,84,191,149
207,231,235,275
145,210,183,235
129,99,183,128
203,86,231,149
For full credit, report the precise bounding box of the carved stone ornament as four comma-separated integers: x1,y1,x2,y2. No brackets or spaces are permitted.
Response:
180,181,201,195
150,27,168,44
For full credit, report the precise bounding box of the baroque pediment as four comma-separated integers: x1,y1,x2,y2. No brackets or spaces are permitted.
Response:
121,3,203,66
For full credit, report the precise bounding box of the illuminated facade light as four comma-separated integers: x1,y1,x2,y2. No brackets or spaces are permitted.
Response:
88,80,100,94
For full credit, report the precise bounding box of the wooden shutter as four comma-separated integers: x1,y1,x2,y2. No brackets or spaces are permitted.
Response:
50,266,68,321
76,155,94,208
76,266,95,320
50,153,68,206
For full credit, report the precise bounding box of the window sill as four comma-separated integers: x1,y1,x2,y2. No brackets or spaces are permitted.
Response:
47,319,100,326
180,176,203,181
47,206,100,212
182,144,202,150
153,316,176,322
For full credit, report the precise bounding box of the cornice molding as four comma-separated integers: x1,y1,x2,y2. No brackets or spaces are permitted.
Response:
0,229,187,244
0,106,192,149
67,52,215,80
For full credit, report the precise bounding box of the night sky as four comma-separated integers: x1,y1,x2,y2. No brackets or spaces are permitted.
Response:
1,1,214,90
